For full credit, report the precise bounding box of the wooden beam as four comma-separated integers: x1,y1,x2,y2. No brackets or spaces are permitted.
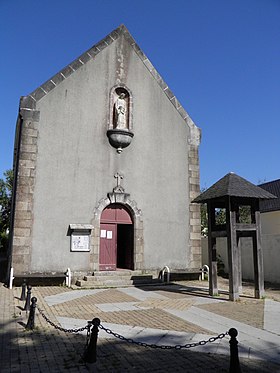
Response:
211,230,227,238
236,223,256,231
237,231,254,238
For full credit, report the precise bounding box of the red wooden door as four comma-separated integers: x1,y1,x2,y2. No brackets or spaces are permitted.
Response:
99,223,117,271
100,204,133,271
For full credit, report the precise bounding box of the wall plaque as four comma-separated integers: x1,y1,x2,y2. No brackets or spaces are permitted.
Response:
71,234,90,252
69,224,93,252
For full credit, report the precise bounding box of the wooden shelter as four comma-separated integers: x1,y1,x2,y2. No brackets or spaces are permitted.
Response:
193,172,276,301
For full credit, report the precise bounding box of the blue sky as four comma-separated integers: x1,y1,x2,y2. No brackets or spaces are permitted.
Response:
1,0,279,188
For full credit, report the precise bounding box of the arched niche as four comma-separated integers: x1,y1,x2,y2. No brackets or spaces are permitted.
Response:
107,85,134,153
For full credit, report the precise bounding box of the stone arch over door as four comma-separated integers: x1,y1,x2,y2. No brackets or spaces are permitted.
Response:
90,196,144,272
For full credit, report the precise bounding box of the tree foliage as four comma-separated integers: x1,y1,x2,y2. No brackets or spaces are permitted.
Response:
0,169,13,253
200,203,208,237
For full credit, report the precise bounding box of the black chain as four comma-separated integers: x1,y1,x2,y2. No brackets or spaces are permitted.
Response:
37,307,89,333
37,307,228,350
99,323,228,350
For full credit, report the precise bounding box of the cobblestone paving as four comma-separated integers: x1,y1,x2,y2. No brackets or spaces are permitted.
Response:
152,289,196,299
135,297,194,310
97,308,212,333
80,289,139,304
95,340,280,373
45,293,210,334
2,282,280,372
197,299,264,329
33,286,73,297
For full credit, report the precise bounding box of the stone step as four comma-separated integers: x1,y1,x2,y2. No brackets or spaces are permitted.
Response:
75,271,159,288
83,274,153,282
76,278,134,288
91,270,143,277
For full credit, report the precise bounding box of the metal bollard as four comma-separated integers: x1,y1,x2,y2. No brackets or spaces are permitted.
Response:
20,280,27,301
26,297,37,330
229,328,241,373
84,318,100,364
24,285,32,311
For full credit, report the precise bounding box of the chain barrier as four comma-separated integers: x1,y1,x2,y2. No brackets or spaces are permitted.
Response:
27,292,239,370
37,307,229,351
37,306,228,350
99,323,228,350
37,307,89,334
36,306,238,369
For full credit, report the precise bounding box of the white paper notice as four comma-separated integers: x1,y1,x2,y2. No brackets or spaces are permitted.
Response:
71,235,90,251
101,230,106,238
107,231,113,239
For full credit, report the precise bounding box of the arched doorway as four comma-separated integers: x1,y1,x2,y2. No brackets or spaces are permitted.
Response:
99,204,134,271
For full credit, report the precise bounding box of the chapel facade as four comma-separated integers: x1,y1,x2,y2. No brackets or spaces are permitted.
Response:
8,25,201,280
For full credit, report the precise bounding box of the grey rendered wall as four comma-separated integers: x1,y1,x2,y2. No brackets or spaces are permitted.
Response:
261,211,280,234
30,35,192,272
202,236,280,284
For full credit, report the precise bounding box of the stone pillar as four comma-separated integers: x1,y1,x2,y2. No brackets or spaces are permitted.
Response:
188,143,201,269
10,97,40,275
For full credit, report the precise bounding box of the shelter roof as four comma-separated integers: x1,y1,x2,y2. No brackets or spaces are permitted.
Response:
192,172,277,203
259,179,280,213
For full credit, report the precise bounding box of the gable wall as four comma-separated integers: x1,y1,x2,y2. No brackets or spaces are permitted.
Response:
11,33,201,274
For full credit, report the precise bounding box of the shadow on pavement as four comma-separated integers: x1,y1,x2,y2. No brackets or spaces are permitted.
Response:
2,281,280,372
1,317,280,373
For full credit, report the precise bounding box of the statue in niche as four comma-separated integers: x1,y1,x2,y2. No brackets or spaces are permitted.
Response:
113,91,128,129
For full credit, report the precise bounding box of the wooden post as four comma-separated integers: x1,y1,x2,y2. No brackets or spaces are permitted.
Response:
207,203,218,296
252,234,264,298
237,234,242,294
252,201,264,299
227,198,239,301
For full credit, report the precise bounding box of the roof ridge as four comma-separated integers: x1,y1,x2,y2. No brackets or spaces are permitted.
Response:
259,178,280,186
192,172,277,203
19,24,200,144
27,25,124,103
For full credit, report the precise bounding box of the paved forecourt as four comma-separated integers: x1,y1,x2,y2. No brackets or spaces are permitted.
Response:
1,281,280,372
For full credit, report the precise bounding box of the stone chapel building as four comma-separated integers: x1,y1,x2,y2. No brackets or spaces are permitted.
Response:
8,25,201,282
